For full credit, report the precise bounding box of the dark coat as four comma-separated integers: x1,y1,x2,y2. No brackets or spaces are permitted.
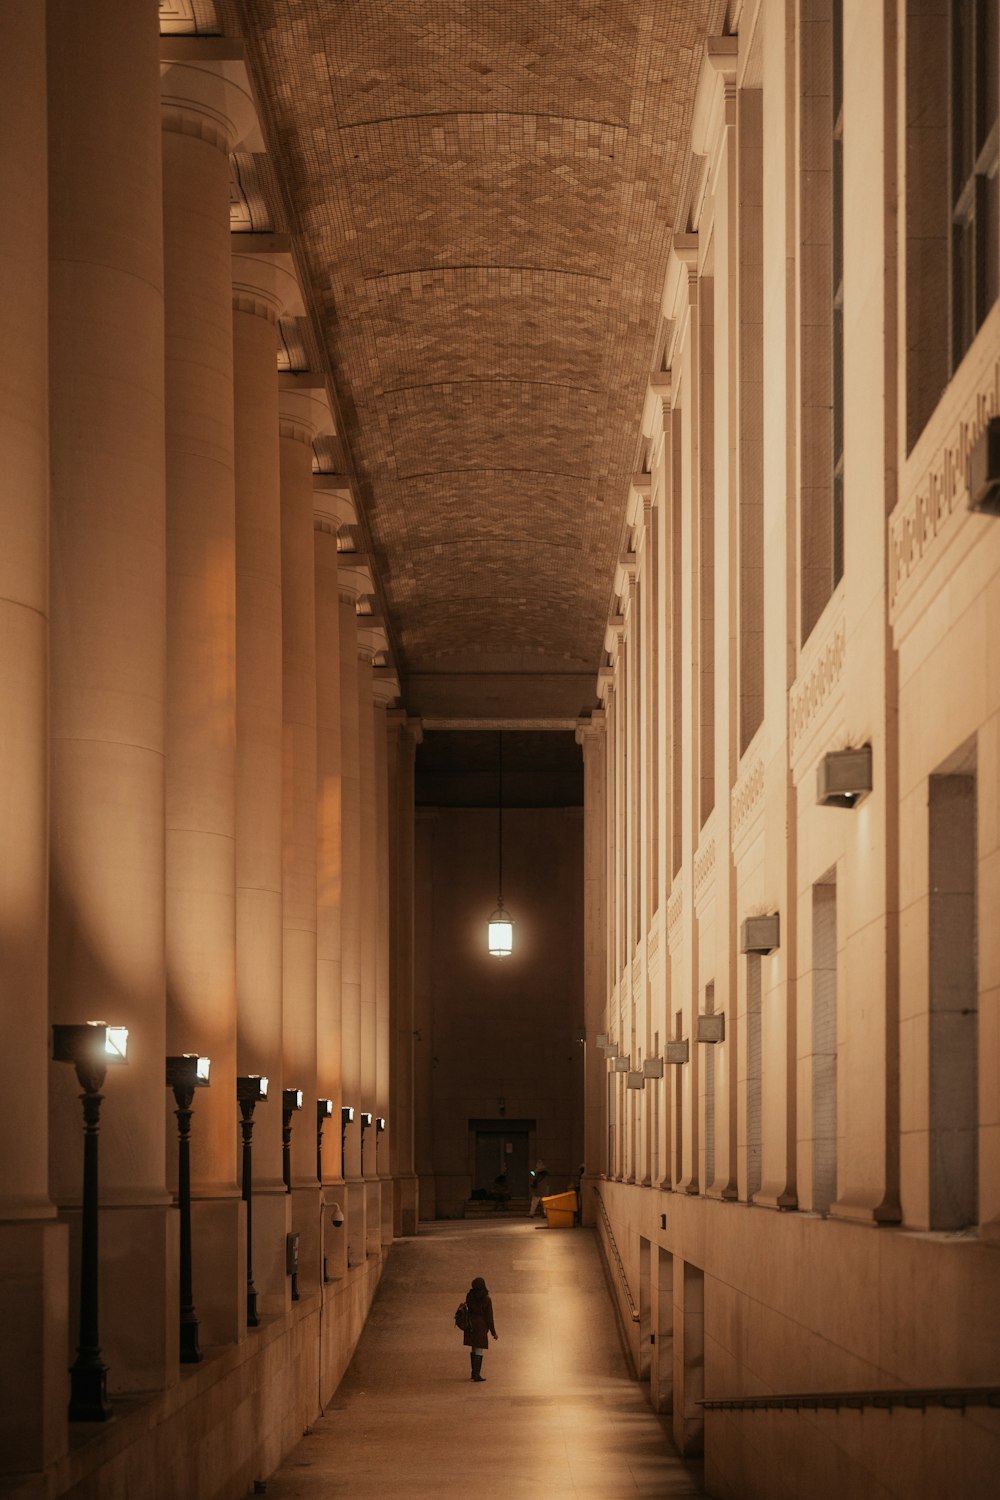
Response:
463,1294,497,1348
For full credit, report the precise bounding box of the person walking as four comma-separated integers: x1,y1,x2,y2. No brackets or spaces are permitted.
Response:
462,1276,498,1383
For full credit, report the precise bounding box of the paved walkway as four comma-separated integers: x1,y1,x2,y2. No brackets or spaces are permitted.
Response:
265,1219,704,1499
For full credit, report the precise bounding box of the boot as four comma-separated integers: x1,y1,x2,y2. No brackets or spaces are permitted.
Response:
471,1354,485,1382
469,1351,476,1381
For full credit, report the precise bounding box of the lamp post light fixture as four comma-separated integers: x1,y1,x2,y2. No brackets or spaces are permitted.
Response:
316,1098,334,1183
236,1075,268,1328
51,1022,129,1421
165,1054,210,1363
487,731,514,957
359,1111,373,1173
281,1089,303,1194
375,1116,386,1167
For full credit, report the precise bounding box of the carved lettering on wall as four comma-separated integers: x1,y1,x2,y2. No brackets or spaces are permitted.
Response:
891,354,1000,608
789,614,846,756
731,755,765,841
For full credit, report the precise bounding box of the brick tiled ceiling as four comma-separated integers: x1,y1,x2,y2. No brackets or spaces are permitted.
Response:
237,0,718,722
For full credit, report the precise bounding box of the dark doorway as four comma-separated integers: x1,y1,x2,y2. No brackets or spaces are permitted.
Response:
470,1118,534,1197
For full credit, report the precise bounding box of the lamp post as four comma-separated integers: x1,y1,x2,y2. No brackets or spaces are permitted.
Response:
165,1054,211,1363
51,1021,129,1421
487,730,514,956
359,1111,373,1174
317,1098,333,1183
375,1115,386,1170
340,1104,354,1179
237,1075,268,1328
282,1088,303,1193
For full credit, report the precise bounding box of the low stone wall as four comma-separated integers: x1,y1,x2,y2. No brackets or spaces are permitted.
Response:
7,1257,384,1500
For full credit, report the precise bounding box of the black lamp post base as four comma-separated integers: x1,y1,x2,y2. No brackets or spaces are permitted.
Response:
247,1288,259,1328
179,1316,203,1364
68,1361,111,1422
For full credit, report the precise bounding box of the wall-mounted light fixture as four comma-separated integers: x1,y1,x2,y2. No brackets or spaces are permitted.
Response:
642,1057,664,1079
487,731,514,956
665,1040,689,1065
360,1111,373,1173
696,1015,726,1044
740,915,780,955
967,416,1000,514
596,1032,608,1049
612,1056,630,1073
166,1054,211,1363
817,745,873,807
236,1075,268,1328
626,1071,644,1090
52,1022,128,1420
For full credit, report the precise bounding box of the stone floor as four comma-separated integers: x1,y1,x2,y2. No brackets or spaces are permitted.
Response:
263,1219,704,1499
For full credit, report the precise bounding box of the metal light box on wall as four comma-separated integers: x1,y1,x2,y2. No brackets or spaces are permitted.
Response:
626,1071,644,1089
740,914,780,954
595,1032,608,1049
817,745,873,807
665,1040,689,1065
696,1014,725,1044
612,1055,630,1072
642,1057,664,1078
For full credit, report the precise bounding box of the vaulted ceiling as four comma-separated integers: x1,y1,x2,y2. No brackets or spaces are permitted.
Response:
175,0,721,724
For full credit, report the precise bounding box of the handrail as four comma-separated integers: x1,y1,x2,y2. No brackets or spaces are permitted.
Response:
592,1187,639,1323
699,1386,1000,1414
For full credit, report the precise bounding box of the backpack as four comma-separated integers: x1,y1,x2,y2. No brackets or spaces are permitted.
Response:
454,1302,470,1332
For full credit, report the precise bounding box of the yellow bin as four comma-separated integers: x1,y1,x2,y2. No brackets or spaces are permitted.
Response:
541,1190,577,1228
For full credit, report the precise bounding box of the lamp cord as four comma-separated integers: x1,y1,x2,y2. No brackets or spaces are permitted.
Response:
497,731,503,905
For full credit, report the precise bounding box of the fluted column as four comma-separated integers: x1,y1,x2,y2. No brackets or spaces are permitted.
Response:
161,57,258,1345
577,714,608,1223
389,713,421,1236
0,7,67,1473
279,375,333,1294
338,556,371,1268
232,250,301,1314
47,0,175,1397
314,477,350,1293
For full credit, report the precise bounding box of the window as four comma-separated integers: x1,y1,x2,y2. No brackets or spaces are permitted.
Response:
951,0,999,367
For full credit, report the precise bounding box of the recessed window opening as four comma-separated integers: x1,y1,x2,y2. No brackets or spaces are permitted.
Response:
812,871,838,1214
738,87,765,754
698,277,715,826
928,759,979,1229
746,954,762,1199
832,0,845,586
674,1008,684,1184
670,407,684,877
950,0,999,368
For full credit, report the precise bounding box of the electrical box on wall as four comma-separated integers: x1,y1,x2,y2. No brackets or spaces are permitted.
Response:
696,1014,725,1044
740,914,780,954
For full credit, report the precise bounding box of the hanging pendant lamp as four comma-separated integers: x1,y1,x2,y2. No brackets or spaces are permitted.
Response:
487,730,513,956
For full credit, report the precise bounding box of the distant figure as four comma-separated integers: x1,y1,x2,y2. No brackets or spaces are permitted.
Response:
527,1159,549,1217
491,1170,511,1208
463,1276,498,1382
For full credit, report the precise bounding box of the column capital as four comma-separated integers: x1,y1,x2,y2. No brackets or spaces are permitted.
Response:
372,667,400,707
160,59,261,154
357,618,389,664
338,555,374,606
231,248,303,324
277,374,334,445
313,473,356,535
575,710,606,747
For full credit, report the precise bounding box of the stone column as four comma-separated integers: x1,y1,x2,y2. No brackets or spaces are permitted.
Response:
161,57,258,1346
356,616,382,1254
279,374,333,1295
371,663,399,1249
314,477,351,1288
232,249,301,1315
0,7,67,1473
389,713,421,1236
47,0,175,1396
577,713,608,1224
337,555,371,1268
